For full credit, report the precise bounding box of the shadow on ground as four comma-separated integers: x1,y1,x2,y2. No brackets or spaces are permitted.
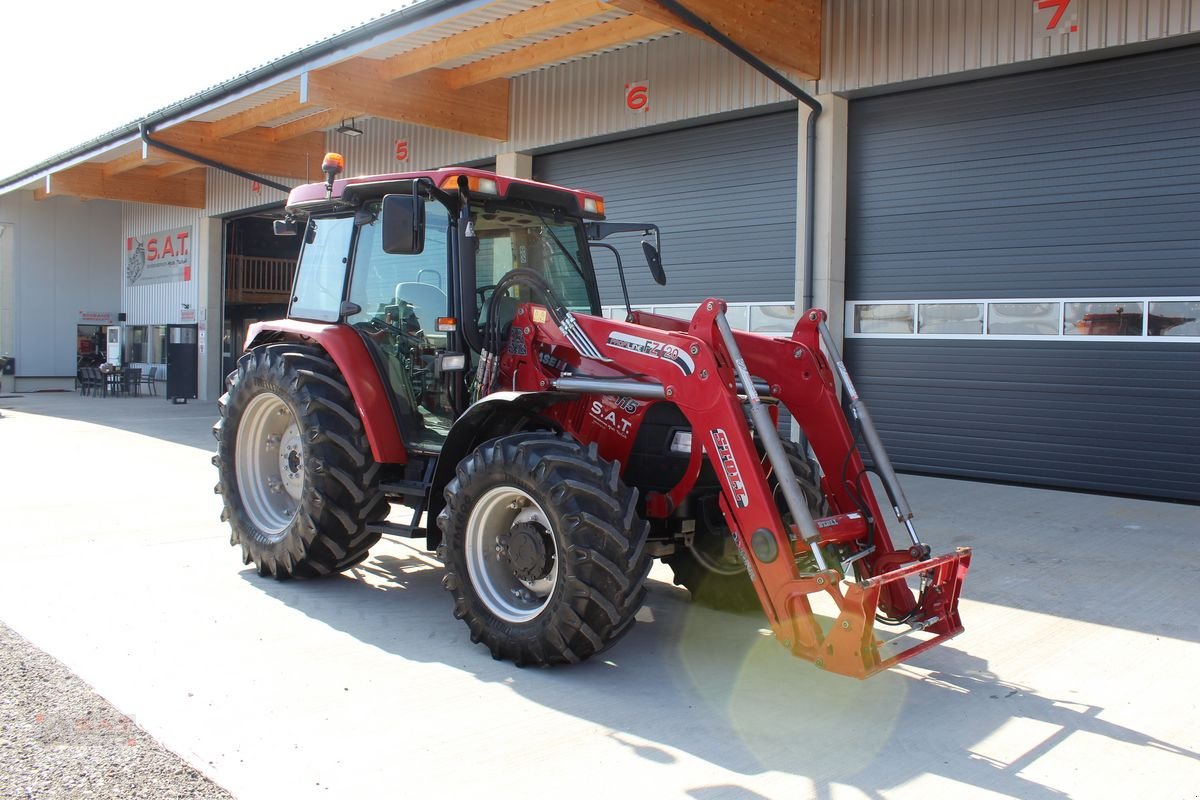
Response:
243,548,1198,798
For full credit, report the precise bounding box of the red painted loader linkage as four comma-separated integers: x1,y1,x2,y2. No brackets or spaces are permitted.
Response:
502,299,971,678
215,162,970,679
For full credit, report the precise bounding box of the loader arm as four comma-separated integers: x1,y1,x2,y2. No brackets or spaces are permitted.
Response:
500,299,971,678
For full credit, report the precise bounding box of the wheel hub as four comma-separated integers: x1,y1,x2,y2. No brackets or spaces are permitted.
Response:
278,424,304,499
499,521,554,582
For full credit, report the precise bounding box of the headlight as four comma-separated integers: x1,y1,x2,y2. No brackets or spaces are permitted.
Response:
669,430,693,454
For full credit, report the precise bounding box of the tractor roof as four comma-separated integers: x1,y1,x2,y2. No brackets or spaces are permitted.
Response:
286,165,606,219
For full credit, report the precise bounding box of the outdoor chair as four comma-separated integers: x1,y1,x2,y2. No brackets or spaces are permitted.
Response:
83,368,105,397
140,365,158,396
121,368,142,397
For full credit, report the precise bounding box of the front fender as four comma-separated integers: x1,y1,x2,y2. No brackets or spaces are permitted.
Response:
426,391,572,549
245,319,407,464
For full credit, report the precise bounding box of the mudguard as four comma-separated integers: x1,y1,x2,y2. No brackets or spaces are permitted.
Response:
244,319,408,464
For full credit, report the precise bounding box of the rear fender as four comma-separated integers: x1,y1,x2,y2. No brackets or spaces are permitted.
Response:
426,391,572,549
245,320,407,464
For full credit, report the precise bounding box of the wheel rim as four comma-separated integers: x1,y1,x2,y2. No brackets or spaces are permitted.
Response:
465,486,558,623
236,392,304,538
688,535,747,576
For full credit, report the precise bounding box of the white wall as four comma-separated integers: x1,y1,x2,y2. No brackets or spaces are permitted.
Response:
0,191,120,383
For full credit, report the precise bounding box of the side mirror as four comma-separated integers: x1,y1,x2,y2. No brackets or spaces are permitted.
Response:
273,218,299,236
642,240,666,285
381,193,425,254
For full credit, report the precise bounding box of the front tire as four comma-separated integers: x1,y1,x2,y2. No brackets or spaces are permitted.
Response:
213,344,387,579
438,432,652,665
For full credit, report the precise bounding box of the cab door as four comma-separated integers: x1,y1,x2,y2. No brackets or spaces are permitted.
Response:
345,200,455,452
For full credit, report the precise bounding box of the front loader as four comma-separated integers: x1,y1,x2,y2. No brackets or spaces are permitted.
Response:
213,155,970,678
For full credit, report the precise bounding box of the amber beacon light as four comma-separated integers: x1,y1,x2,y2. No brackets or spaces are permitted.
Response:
322,152,346,195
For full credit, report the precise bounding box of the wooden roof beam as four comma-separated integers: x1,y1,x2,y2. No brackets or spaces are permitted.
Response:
102,149,181,178
606,0,821,79
150,122,327,180
270,107,363,142
446,14,672,88
305,61,509,140
207,92,315,139
36,163,206,208
377,0,614,81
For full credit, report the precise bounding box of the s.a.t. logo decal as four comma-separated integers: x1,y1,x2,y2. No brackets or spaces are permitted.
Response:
605,332,694,375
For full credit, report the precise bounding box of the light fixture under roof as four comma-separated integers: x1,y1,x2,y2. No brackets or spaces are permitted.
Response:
336,118,363,137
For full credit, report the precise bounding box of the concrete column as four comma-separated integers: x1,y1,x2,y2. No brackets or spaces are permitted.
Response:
794,94,850,350
495,152,533,179
196,216,223,402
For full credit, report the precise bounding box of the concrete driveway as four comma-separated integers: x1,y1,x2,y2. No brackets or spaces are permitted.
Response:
1,392,1197,799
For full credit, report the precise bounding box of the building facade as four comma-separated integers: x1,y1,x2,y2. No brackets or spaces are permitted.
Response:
2,0,1197,500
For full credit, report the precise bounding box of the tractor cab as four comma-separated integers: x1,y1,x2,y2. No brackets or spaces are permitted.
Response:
277,157,609,452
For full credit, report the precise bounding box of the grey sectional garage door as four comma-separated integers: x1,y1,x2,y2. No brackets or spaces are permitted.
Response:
535,111,798,309
846,46,1200,502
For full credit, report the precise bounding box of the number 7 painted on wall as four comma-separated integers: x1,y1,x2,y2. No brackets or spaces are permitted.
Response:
1037,0,1074,31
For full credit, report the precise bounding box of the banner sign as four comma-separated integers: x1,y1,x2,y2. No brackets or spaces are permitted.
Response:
78,311,115,324
126,227,193,286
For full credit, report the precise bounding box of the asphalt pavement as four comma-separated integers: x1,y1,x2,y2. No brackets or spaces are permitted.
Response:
0,391,1197,799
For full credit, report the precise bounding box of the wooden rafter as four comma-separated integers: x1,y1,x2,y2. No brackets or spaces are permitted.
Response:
597,0,702,36
36,163,205,208
377,0,614,81
446,14,672,88
306,60,509,140
270,107,361,142
149,122,327,180
149,162,205,179
102,149,179,178
606,0,821,78
207,93,314,140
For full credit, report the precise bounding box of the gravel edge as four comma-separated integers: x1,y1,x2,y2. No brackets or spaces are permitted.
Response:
0,621,234,800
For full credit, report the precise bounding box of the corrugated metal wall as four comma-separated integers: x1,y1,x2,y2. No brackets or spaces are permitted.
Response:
826,0,1200,93
847,45,1200,300
510,33,807,151
845,45,1200,501
535,112,799,308
329,117,498,175
843,338,1200,500
205,170,290,217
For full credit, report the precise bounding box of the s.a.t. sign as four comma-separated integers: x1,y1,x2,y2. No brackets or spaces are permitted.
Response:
126,227,193,286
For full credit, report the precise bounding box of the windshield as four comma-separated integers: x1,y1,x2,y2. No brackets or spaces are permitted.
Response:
472,202,598,314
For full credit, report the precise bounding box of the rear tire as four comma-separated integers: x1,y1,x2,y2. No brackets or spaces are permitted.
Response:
438,432,652,665
665,439,827,611
213,344,387,579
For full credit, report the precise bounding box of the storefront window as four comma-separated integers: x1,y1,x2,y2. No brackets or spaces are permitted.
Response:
149,325,169,363
127,326,148,362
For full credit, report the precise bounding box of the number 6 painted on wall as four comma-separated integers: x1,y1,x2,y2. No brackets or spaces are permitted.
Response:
625,82,649,113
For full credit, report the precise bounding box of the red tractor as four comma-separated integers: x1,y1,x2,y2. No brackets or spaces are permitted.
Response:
213,154,971,678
